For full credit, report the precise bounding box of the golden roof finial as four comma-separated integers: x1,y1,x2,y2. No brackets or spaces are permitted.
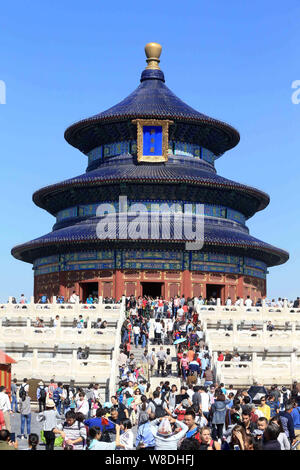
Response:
144,42,162,70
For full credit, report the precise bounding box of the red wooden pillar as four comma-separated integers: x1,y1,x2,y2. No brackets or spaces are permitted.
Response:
237,275,244,298
182,270,192,298
115,270,124,301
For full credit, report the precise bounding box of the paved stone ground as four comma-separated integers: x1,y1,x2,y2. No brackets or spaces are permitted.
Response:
10,410,64,450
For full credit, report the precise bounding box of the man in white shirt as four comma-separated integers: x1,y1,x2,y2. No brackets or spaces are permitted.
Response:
133,323,141,348
93,383,104,404
177,307,185,321
69,291,79,304
199,387,210,419
245,296,253,308
0,386,13,431
154,320,163,345
225,297,232,306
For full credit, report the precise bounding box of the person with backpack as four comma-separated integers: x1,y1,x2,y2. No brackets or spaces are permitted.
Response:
148,390,172,419
19,379,29,398
37,381,47,412
47,379,57,400
37,398,62,450
182,408,201,442
135,401,156,449
210,392,231,441
53,382,64,414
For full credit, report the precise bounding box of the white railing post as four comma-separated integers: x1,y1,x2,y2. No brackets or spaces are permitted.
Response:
291,352,297,382
32,348,39,374
252,352,257,384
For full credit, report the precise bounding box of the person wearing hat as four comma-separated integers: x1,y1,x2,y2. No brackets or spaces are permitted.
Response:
37,398,62,450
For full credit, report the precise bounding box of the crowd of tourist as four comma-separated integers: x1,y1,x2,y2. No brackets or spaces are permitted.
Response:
1,293,300,451
7,293,300,309
1,375,300,451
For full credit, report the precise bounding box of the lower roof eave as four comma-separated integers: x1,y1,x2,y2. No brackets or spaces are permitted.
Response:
11,237,289,268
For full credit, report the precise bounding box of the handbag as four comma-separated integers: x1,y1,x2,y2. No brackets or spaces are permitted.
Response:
40,430,64,448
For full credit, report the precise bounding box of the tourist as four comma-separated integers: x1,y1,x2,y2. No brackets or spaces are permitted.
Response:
53,410,87,450
229,424,248,450
87,424,122,450
0,386,12,431
270,415,290,450
156,346,167,377
210,392,229,441
203,367,214,387
76,392,89,418
154,319,163,345
0,429,18,450
133,322,141,348
0,409,5,430
199,426,221,450
261,422,281,450
18,391,31,439
53,382,64,414
37,398,62,450
290,400,300,449
10,379,18,413
69,291,79,304
148,390,171,418
47,379,57,399
111,395,129,421
266,394,279,418
183,408,201,442
84,408,115,434
150,416,188,450
242,409,257,435
279,402,296,444
119,418,134,449
135,407,156,449
180,352,189,381
37,381,47,412
258,396,271,420
26,433,39,450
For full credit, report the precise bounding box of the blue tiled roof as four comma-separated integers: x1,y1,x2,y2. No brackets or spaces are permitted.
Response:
64,68,240,155
32,155,269,217
11,216,289,267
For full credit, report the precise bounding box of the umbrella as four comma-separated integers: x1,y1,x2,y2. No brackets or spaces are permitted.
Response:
247,385,268,403
174,337,187,345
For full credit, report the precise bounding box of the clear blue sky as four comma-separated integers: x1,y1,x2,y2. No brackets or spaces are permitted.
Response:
0,1,299,302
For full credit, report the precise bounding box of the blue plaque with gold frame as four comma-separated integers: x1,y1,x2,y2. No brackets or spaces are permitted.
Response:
132,119,173,162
